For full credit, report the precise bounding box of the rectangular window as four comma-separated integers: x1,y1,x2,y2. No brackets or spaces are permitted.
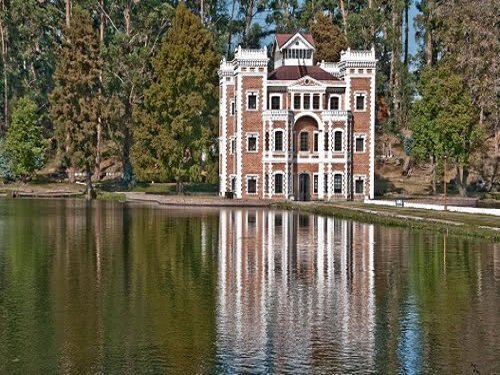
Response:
313,133,319,152
334,174,342,193
271,96,280,110
230,101,235,115
324,174,328,194
274,131,284,151
274,174,283,194
330,96,340,110
303,95,311,110
324,132,329,151
248,177,257,193
313,94,320,110
230,137,235,154
247,135,257,152
334,131,342,152
264,174,269,193
355,137,365,152
300,132,309,151
355,179,364,194
230,176,236,192
313,174,318,194
294,94,301,110
247,93,257,110
355,95,365,111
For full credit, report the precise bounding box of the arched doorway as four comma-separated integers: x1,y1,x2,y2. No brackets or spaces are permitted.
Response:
293,114,319,201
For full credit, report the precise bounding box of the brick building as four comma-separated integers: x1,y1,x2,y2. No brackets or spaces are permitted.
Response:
218,32,376,200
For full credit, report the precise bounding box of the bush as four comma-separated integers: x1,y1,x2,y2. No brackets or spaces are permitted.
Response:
0,142,13,182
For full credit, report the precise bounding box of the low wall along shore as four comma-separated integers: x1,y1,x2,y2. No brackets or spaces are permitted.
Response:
366,199,500,217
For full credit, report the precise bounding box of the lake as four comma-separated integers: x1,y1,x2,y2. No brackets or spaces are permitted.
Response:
0,199,498,374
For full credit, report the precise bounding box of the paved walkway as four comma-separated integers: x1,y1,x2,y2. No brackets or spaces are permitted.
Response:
122,192,273,207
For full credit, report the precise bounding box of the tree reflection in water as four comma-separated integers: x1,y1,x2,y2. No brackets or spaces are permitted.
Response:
0,201,498,374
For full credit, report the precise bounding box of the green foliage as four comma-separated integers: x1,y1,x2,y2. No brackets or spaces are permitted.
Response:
3,97,45,177
309,13,347,62
132,4,220,184
0,141,13,182
410,64,482,163
49,5,102,173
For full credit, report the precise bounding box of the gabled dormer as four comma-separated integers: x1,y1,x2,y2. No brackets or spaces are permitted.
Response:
273,32,315,69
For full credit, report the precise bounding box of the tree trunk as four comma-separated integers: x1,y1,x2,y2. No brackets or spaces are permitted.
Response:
176,180,184,194
456,163,468,197
389,0,402,128
65,0,71,28
369,0,375,47
94,0,105,181
339,0,347,31
86,163,95,201
431,155,436,194
0,10,8,133
242,0,255,46
124,4,131,37
426,0,433,66
226,0,236,58
121,99,133,186
200,0,205,25
404,0,409,66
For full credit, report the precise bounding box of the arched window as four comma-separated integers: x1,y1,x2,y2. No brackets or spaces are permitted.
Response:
334,131,343,152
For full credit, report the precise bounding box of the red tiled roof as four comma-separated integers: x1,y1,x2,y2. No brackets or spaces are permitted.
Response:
268,65,338,81
275,33,315,48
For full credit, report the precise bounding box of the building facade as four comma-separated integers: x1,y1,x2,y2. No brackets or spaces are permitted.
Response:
218,32,376,200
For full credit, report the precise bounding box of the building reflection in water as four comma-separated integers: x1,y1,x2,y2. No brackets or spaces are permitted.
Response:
216,208,377,373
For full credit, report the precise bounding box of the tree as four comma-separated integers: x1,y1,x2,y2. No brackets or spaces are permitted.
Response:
49,5,102,200
3,97,45,179
101,0,174,185
410,64,482,195
309,12,347,62
132,3,219,190
0,140,12,182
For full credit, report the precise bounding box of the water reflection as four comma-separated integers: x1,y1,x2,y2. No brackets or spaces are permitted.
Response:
0,200,499,374
217,209,377,373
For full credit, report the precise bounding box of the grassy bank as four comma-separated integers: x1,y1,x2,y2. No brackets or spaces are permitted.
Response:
275,202,500,241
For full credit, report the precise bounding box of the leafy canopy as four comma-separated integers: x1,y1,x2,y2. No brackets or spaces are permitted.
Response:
3,97,46,177
410,64,482,163
132,3,220,183
49,5,102,172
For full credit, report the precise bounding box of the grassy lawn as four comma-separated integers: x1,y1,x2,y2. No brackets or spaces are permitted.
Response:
277,201,500,241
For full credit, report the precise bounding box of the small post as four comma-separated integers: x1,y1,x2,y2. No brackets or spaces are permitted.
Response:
443,155,448,211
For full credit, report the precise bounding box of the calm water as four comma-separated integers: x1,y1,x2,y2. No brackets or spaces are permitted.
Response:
0,199,499,374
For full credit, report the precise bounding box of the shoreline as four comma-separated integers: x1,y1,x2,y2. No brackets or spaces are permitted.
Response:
1,191,499,241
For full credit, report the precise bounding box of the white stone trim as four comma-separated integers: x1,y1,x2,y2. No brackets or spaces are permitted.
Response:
353,174,366,196
246,91,259,111
246,132,259,153
328,94,342,110
369,72,376,199
354,133,367,153
269,93,282,110
332,128,344,152
245,174,259,195
332,172,344,194
353,91,367,112
272,170,285,195
236,74,243,198
219,81,228,196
